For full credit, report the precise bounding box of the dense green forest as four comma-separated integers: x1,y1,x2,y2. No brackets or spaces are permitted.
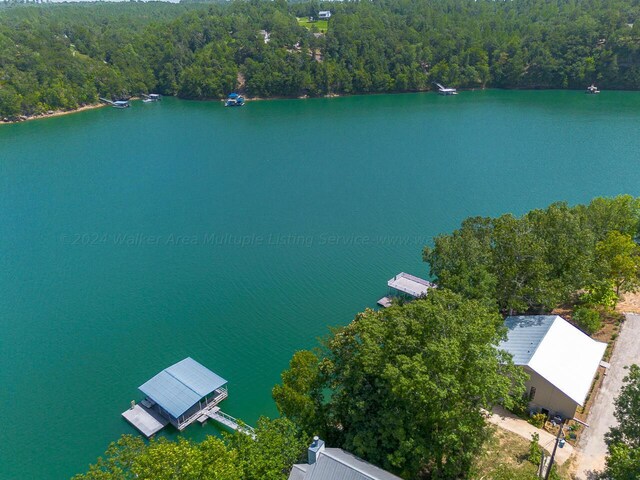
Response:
1,0,640,119
423,195,640,315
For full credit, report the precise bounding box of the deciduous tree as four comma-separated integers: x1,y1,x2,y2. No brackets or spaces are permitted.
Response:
274,290,526,478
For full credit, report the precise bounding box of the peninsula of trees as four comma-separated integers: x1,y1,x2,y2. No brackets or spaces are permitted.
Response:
1,0,640,119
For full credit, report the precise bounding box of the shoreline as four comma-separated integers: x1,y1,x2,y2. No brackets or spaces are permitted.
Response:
1,87,633,125
0,103,107,125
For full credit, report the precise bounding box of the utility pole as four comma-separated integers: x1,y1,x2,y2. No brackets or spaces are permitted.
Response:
544,419,565,480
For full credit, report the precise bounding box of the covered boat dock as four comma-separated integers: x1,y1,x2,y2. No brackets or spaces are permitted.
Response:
122,357,229,437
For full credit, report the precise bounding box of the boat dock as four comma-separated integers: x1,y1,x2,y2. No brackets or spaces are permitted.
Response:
122,357,252,438
377,272,435,307
99,97,130,108
434,82,458,95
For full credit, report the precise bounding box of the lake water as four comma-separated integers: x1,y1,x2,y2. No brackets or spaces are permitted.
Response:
1,90,640,479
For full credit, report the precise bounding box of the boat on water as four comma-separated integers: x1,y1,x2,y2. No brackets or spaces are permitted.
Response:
225,93,245,107
143,93,162,103
435,82,458,95
586,85,600,94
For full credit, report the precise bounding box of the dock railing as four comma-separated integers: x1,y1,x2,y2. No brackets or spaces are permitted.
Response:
177,388,229,430
207,409,256,438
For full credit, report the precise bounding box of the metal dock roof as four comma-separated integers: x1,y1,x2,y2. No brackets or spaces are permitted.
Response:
139,357,227,418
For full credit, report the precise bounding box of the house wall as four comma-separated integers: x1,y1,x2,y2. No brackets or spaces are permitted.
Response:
524,366,579,419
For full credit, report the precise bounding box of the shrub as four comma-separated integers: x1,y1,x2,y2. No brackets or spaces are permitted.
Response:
573,307,602,335
528,413,546,429
528,432,542,465
509,394,530,417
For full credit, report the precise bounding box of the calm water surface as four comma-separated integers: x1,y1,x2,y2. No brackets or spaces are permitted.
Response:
1,91,640,479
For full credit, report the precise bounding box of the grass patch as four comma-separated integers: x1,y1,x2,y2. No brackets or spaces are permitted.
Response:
297,17,329,33
470,426,542,479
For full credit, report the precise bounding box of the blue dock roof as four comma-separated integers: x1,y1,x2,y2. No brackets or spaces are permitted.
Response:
139,357,227,418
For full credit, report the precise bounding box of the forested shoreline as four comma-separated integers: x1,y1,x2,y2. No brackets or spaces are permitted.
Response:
0,0,639,119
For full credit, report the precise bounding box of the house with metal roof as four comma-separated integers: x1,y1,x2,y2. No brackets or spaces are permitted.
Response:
500,315,606,419
289,437,402,480
122,357,229,437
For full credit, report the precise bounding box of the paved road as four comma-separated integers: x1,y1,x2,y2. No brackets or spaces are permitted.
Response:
574,313,640,479
487,406,574,465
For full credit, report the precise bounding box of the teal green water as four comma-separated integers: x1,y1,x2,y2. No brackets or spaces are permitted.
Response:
1,91,640,479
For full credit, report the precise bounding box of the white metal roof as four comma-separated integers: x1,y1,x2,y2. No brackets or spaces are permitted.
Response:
501,316,606,405
387,272,434,297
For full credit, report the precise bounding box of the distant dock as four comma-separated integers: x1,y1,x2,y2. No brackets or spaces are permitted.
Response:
434,82,458,95
99,97,130,108
377,272,435,308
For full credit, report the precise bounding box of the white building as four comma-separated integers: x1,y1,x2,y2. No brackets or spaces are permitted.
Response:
318,11,332,19
289,437,402,480
500,315,606,419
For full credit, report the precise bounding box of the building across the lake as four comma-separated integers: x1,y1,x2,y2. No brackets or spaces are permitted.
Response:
377,272,435,308
122,357,229,437
318,10,331,19
500,315,606,419
289,437,402,480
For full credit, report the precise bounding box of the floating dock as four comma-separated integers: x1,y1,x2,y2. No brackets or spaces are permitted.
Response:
387,272,434,297
99,97,130,108
122,403,169,438
435,82,458,95
377,272,435,308
376,296,392,308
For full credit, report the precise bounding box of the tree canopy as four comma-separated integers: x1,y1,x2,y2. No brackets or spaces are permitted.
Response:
273,289,526,479
2,0,640,119
423,196,640,314
72,417,307,480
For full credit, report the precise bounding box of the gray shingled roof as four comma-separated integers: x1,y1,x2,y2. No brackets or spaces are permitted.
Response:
500,315,557,365
302,449,402,480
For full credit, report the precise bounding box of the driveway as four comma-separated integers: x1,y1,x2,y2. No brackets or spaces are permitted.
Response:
574,313,640,479
487,406,574,465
